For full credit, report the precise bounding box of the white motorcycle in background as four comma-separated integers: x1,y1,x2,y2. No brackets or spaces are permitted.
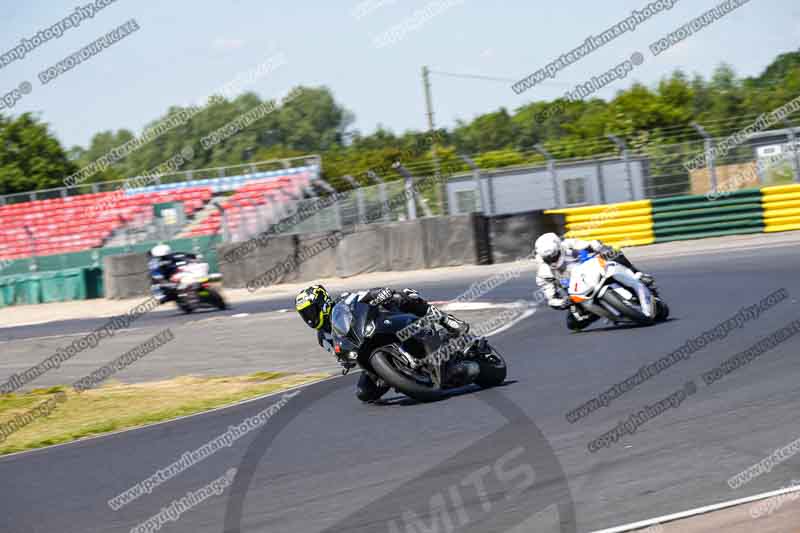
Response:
564,250,669,327
170,259,227,313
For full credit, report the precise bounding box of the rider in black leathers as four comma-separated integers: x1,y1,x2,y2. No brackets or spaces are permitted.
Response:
295,285,469,402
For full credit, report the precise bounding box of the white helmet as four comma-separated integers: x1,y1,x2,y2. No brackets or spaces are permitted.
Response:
534,233,563,268
150,243,172,258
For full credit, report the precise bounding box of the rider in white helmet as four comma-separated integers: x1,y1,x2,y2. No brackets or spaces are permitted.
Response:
533,233,655,330
148,243,197,304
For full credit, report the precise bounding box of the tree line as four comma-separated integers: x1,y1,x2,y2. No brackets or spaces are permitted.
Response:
1,50,798,196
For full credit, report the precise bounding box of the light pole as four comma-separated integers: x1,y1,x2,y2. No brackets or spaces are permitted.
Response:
534,144,560,207
343,175,366,224
458,154,488,215
607,134,635,200
367,170,391,222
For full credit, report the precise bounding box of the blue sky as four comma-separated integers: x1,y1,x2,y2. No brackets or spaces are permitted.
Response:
1,0,798,149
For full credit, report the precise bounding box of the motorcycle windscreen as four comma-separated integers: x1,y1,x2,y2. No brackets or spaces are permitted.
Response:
331,303,354,337
332,301,372,346
568,257,605,297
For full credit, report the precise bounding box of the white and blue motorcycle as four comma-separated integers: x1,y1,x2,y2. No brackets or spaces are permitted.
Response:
564,250,669,327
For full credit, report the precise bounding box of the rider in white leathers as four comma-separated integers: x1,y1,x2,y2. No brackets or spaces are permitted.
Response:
533,233,655,330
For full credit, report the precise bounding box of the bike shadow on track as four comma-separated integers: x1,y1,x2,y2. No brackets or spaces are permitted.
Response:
372,380,519,407
580,317,679,334
223,377,577,533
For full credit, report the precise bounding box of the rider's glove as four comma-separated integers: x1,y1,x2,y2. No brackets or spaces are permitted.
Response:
549,298,571,310
599,245,616,258
337,356,357,374
338,358,357,369
370,288,393,306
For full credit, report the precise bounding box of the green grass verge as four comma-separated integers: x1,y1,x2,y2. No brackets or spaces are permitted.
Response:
0,372,329,456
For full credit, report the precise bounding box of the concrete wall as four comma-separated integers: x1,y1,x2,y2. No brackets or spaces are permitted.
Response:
384,221,427,271
488,211,560,264
103,253,150,299
214,216,481,291
292,232,340,282
335,225,389,277
102,212,557,297
421,216,477,268
217,235,296,289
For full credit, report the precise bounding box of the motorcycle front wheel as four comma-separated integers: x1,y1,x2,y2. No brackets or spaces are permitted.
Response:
602,289,655,325
370,348,441,403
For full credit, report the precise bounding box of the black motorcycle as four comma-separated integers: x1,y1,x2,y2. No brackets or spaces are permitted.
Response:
331,299,507,402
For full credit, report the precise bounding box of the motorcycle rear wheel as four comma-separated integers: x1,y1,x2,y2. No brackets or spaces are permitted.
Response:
176,298,194,314
207,288,227,310
656,300,670,321
473,346,507,388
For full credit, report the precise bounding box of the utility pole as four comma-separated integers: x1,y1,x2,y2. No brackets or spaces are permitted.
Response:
422,66,445,214
691,122,718,194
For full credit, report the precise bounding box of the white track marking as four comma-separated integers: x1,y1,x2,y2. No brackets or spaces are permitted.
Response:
592,484,800,532
442,302,522,311
485,307,537,337
0,327,146,344
0,302,537,459
231,313,250,318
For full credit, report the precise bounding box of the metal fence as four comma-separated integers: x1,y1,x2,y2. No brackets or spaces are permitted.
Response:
638,138,790,199
218,177,432,243
212,126,800,241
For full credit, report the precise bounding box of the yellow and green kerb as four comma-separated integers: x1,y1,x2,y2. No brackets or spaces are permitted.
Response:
546,184,800,247
545,200,654,247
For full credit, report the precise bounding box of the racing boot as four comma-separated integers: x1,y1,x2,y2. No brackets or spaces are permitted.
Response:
566,306,600,331
151,284,170,304
437,309,470,338
634,272,660,297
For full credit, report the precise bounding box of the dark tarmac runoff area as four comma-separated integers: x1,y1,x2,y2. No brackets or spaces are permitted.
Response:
1,234,799,532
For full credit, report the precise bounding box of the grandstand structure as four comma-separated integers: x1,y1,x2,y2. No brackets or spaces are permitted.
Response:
0,156,318,262
181,172,309,239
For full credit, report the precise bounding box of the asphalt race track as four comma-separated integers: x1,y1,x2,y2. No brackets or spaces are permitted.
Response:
1,240,800,532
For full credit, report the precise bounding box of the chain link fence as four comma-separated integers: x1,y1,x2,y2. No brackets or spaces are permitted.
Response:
640,136,796,199
219,177,438,243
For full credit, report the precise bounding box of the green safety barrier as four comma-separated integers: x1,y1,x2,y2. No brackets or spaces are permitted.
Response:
0,234,220,307
0,267,103,308
0,235,221,277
